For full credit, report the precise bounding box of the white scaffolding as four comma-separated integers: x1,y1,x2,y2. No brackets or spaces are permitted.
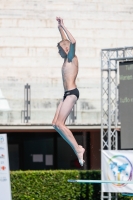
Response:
101,46,133,200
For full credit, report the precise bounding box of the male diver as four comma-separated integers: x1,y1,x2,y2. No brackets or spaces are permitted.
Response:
52,17,85,166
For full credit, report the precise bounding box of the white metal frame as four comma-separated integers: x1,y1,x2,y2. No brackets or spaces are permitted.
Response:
101,46,133,200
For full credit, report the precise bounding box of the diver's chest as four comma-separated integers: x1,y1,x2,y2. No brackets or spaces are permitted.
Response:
62,63,72,73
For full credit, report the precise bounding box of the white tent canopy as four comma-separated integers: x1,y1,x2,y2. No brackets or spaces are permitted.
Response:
0,89,11,111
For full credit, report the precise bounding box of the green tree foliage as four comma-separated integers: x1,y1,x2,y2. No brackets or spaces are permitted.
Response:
10,170,132,200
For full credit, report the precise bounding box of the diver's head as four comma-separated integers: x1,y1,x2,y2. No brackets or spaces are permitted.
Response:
57,39,70,58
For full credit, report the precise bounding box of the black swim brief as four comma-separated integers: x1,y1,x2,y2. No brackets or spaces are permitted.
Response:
63,88,79,101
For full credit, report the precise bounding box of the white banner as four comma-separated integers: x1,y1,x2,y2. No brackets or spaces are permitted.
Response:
0,134,12,200
102,150,133,193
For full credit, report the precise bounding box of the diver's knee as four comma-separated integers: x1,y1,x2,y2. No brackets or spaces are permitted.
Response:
55,121,64,129
52,121,56,128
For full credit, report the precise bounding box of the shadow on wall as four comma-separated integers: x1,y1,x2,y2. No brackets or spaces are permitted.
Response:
81,101,95,110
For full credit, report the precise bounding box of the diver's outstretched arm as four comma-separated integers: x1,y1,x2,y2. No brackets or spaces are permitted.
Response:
56,17,67,40
56,17,76,44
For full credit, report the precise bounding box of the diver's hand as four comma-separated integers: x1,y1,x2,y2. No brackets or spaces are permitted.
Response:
56,17,64,27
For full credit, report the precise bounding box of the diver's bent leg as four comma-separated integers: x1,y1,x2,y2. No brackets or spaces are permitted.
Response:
55,123,85,166
52,101,63,125
54,95,85,166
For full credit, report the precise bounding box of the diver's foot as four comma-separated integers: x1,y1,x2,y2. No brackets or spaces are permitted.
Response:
77,145,85,167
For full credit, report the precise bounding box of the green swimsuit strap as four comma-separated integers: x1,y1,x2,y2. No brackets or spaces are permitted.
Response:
67,43,75,62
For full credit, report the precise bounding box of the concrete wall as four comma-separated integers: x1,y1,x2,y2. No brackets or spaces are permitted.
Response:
0,0,133,124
